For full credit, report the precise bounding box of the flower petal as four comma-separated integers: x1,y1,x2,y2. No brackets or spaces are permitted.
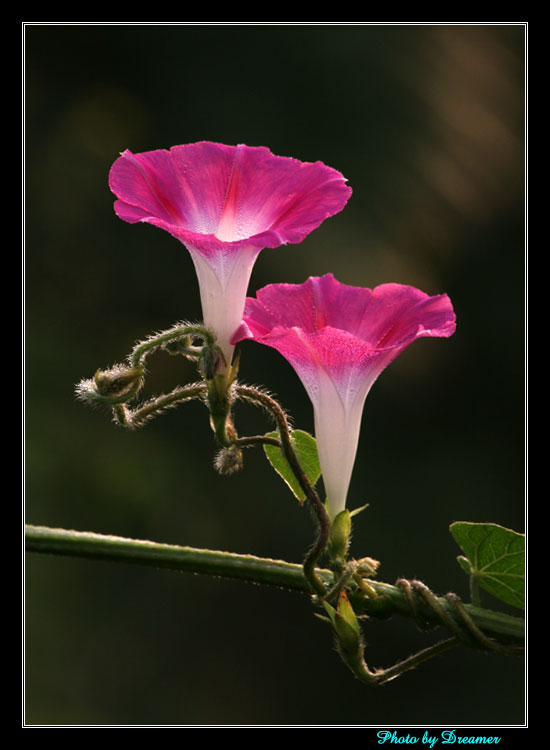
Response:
187,244,261,364
109,142,352,257
313,369,368,518
233,274,456,516
109,148,188,226
109,144,352,361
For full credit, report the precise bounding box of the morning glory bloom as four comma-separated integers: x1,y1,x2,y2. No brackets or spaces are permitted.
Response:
109,142,351,364
232,274,456,518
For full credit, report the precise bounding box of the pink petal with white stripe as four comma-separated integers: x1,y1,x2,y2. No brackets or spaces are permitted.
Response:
109,143,352,363
233,274,456,517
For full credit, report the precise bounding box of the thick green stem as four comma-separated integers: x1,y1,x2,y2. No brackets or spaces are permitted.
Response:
25,524,315,589
25,525,524,648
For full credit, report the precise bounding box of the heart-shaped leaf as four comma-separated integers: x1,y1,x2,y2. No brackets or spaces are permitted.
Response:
450,522,525,609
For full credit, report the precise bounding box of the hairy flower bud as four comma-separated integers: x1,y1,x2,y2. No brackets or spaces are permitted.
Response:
94,365,144,398
198,345,227,382
356,557,380,577
214,446,243,475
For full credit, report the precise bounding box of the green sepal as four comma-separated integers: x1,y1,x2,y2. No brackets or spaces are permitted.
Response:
323,592,361,655
349,502,370,518
336,592,361,637
263,429,321,503
327,509,352,561
322,599,337,625
198,344,227,381
450,521,525,609
202,348,240,447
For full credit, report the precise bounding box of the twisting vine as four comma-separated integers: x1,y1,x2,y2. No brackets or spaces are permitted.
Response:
68,321,525,685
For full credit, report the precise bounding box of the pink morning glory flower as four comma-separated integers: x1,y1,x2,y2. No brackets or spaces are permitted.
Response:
232,274,456,518
109,142,352,364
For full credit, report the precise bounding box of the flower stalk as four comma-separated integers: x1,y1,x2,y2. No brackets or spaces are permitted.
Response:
199,345,240,447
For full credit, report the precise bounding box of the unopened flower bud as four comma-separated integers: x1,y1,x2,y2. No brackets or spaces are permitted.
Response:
94,365,144,398
323,592,362,657
198,345,227,381
356,557,380,577
214,446,243,475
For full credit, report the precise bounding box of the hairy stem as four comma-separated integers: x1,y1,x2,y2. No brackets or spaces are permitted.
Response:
235,385,330,596
131,324,215,368
127,383,207,427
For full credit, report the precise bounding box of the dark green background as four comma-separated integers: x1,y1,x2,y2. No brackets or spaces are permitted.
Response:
25,23,525,726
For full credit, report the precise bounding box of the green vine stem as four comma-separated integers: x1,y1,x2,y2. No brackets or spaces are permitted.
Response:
235,385,331,596
120,382,208,428
75,322,330,598
71,323,524,682
130,323,215,368
349,636,462,686
25,524,524,649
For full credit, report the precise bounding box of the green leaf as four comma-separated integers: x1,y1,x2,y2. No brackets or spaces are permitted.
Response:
450,522,525,609
263,430,321,503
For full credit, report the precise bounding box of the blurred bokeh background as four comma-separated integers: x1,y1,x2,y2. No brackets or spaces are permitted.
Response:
25,23,525,726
